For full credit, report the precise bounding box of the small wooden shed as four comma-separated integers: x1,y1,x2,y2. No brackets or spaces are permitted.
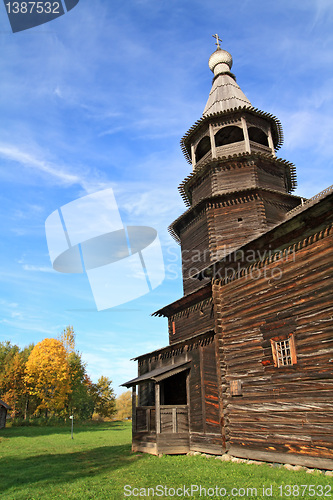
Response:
0,399,11,429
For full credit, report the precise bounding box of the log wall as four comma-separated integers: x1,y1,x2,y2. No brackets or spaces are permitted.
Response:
180,212,210,295
187,340,222,453
168,298,214,344
191,163,257,206
213,229,333,467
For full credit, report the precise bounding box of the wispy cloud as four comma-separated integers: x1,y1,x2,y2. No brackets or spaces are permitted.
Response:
21,264,54,273
0,143,111,194
281,110,333,155
0,143,80,185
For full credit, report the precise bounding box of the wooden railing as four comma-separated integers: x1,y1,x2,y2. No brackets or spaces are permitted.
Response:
135,405,188,434
136,406,156,432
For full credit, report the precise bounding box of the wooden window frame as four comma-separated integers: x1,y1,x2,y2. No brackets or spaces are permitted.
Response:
270,333,297,368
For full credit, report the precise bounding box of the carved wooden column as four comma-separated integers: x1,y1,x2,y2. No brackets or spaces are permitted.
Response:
132,386,137,433
155,383,161,434
241,116,251,153
209,123,217,158
267,127,276,157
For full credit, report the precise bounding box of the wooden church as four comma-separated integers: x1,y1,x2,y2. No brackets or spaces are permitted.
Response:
122,37,333,470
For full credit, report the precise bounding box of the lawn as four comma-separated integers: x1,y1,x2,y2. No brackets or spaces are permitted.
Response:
0,422,332,499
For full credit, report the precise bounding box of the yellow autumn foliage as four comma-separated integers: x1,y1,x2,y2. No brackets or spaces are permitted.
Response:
25,338,71,415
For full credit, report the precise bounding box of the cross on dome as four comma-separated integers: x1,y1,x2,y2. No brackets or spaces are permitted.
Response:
212,34,222,49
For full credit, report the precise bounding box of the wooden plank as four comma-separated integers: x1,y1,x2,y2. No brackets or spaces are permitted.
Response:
229,445,333,470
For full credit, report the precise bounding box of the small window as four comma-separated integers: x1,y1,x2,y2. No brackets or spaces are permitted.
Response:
172,321,176,335
270,334,297,367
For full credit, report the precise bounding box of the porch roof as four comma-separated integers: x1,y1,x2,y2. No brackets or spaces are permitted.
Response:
0,399,12,410
121,360,191,388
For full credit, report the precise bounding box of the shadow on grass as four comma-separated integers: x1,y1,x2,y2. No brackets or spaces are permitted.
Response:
2,421,128,438
0,442,146,494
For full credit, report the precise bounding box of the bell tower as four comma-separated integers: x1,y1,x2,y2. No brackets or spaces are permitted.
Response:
169,37,302,294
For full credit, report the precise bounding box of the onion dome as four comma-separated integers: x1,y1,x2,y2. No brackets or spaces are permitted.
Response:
208,48,233,77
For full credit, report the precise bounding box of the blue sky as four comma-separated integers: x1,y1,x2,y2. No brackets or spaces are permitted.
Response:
0,0,332,395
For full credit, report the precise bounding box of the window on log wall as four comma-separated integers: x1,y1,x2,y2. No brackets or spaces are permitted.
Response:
270,334,297,367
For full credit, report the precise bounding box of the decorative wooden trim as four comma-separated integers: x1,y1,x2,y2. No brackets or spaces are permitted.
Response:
285,184,333,220
270,339,278,367
136,330,216,364
170,297,213,320
289,333,297,365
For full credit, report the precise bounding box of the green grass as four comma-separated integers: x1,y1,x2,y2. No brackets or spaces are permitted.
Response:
0,422,332,499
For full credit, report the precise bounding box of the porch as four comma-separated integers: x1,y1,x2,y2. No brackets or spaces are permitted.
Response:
122,360,191,455
133,404,189,454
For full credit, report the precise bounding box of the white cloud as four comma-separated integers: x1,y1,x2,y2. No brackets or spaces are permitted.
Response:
22,264,54,273
282,110,333,155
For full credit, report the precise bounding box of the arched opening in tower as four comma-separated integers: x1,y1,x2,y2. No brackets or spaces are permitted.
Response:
195,136,211,163
215,125,244,147
248,126,269,147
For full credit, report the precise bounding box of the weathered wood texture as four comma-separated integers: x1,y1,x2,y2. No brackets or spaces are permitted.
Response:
132,433,157,454
0,407,7,429
136,406,156,433
179,196,267,295
157,433,190,454
160,406,188,433
262,196,298,227
201,342,220,434
190,159,289,207
137,358,155,407
213,230,333,465
205,196,266,261
168,298,214,344
188,341,222,453
180,212,211,294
